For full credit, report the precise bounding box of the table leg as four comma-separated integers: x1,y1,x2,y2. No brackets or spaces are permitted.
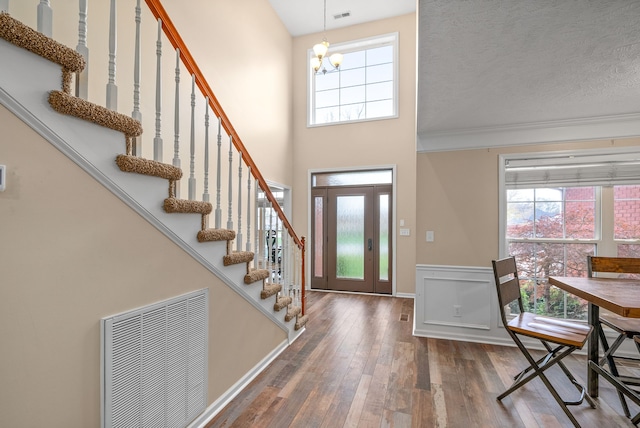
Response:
587,302,599,397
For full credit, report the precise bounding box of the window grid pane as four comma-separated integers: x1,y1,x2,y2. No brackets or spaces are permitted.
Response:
310,36,396,125
506,186,597,321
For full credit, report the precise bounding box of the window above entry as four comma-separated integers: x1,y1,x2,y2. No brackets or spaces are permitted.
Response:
308,33,399,127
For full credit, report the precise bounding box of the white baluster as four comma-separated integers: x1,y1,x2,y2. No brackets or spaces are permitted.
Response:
275,215,281,286
202,98,210,203
263,197,268,273
254,179,260,263
188,74,196,200
152,19,163,161
215,118,222,228
268,200,274,280
75,0,89,99
283,232,288,293
227,136,233,231
246,167,252,252
0,1,8,13
131,0,142,155
173,48,181,198
37,1,52,37
106,0,118,110
237,156,243,251
288,236,294,294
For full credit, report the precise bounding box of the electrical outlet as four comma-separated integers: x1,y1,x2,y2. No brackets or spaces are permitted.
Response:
453,305,462,317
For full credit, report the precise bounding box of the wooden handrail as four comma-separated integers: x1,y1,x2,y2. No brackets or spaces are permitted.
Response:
144,0,303,250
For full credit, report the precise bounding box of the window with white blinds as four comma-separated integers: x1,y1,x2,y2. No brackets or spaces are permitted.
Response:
101,289,208,428
499,147,640,321
504,149,640,189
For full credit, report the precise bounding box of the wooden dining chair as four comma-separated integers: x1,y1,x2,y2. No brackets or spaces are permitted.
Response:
588,256,640,418
492,256,596,427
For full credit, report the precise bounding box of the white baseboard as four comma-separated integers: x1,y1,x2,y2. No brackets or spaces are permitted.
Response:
395,292,415,299
187,339,290,428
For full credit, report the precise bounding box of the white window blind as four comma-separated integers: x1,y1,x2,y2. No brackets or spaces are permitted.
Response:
102,289,208,428
504,149,640,189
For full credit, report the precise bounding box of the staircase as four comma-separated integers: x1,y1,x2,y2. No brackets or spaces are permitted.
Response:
0,7,307,331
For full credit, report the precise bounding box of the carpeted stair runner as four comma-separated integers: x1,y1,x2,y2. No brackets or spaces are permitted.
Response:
244,268,269,284
163,197,212,215
285,305,301,322
295,315,309,330
273,295,292,311
0,12,84,74
116,155,181,180
261,283,282,299
0,11,307,331
223,250,254,266
49,91,142,137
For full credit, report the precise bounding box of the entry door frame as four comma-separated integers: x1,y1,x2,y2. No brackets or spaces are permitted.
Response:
307,165,397,296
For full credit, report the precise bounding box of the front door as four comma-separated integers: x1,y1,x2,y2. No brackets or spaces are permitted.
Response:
311,184,392,294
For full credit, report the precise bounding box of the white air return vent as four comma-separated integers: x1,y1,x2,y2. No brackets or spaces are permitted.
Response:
101,289,208,428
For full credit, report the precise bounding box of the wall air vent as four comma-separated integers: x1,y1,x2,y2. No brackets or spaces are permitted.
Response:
333,11,351,20
101,289,208,428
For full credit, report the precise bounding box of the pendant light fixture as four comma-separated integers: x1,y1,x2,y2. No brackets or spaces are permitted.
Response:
310,0,343,75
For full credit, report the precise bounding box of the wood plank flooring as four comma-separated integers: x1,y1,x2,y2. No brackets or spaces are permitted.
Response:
207,291,637,427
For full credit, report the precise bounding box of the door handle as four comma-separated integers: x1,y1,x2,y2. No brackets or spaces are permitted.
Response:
368,238,372,251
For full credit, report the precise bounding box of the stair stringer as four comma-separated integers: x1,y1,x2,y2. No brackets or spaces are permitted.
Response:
0,37,302,341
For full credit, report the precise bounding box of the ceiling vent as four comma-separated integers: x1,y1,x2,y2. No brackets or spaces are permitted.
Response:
333,11,351,20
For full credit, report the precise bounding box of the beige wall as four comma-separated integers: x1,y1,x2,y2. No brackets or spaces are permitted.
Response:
163,0,294,186
416,138,640,267
7,0,294,186
292,13,417,295
0,104,286,427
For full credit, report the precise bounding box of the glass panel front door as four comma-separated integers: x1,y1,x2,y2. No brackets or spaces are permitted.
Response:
336,195,365,279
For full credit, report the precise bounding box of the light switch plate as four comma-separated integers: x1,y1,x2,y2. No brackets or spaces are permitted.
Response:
0,165,5,192
399,228,410,236
426,231,434,242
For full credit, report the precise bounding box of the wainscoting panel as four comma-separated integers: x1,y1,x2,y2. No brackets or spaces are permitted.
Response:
414,264,512,345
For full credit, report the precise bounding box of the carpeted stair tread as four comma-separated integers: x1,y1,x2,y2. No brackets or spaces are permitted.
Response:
223,251,254,266
197,228,235,243
164,197,212,215
285,305,302,322
295,315,309,331
261,283,282,299
116,155,182,180
49,91,142,137
0,12,85,73
274,296,292,311
244,268,269,284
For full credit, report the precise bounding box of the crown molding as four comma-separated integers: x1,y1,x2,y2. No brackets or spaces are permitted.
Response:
417,113,640,153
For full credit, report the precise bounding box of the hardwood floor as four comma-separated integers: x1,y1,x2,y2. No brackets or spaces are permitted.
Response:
207,291,637,427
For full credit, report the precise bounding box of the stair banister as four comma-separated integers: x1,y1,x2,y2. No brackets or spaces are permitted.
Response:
143,0,303,250
143,0,306,315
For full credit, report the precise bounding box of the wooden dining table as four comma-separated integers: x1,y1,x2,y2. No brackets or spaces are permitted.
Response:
549,276,640,413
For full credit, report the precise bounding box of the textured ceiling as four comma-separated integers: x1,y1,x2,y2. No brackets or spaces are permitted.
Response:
269,0,640,151
418,0,640,150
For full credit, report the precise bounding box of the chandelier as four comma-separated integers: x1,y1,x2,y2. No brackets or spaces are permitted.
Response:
310,0,343,75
